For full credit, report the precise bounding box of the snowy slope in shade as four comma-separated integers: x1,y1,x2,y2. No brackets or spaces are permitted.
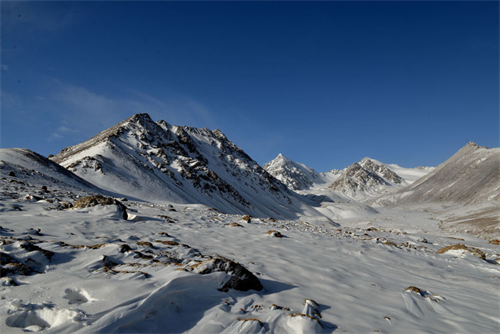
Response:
51,114,329,221
0,148,103,195
1,168,499,333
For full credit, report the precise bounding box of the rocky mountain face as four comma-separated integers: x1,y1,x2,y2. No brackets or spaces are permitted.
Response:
263,154,322,191
263,153,427,201
328,158,405,197
51,114,313,219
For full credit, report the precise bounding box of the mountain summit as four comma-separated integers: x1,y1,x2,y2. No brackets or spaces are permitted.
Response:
51,114,322,220
263,154,321,190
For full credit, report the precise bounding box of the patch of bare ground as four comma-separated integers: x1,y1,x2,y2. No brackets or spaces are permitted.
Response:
436,243,486,260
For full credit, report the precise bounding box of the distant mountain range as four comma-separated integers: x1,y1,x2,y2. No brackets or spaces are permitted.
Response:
264,154,433,199
1,113,497,236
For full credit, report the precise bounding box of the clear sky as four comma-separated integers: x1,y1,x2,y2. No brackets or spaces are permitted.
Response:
1,1,498,172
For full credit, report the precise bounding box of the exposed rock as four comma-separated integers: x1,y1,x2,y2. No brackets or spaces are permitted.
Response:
191,257,263,292
240,215,251,223
404,286,423,295
119,244,132,253
436,243,486,260
265,230,283,238
73,195,127,219
0,252,36,277
20,242,54,261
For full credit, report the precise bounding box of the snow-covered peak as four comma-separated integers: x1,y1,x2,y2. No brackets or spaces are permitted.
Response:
51,113,326,220
263,154,320,191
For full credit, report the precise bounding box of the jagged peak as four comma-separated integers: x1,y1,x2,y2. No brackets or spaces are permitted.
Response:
466,141,479,148
275,153,291,162
127,113,154,123
212,129,227,140
359,157,372,164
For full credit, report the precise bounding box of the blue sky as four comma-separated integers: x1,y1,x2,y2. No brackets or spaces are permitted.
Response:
1,1,498,172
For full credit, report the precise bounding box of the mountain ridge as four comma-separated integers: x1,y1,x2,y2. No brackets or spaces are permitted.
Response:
50,113,329,221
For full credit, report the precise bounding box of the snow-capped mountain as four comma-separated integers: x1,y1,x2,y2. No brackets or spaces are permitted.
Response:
328,158,407,198
51,114,324,220
263,154,322,191
264,154,433,200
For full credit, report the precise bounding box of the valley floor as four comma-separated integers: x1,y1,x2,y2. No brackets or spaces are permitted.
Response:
1,189,499,333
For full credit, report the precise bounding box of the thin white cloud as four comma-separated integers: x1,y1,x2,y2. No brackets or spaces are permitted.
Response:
2,78,219,147
1,65,9,72
45,80,219,143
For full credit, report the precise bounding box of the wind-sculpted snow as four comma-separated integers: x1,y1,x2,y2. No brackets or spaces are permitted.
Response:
51,114,324,220
1,167,499,333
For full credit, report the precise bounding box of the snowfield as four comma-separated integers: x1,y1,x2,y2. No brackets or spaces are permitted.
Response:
1,160,499,333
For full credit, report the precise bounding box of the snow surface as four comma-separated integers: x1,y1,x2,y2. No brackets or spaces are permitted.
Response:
1,153,499,333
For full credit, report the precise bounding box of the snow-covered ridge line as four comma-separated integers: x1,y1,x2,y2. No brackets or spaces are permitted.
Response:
264,153,434,201
50,113,329,221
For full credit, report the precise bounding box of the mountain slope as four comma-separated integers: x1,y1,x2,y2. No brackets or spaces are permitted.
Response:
371,142,500,238
51,114,325,220
375,142,500,206
0,148,102,196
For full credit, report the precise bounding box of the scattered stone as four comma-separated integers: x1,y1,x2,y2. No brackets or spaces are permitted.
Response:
20,242,54,261
119,244,132,253
489,239,500,245
265,230,283,238
236,318,263,327
154,240,179,246
226,223,244,227
1,252,36,277
271,304,291,311
102,255,120,270
8,171,15,177
240,215,251,223
0,277,18,286
73,195,127,219
404,286,422,295
156,215,176,223
191,257,263,292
